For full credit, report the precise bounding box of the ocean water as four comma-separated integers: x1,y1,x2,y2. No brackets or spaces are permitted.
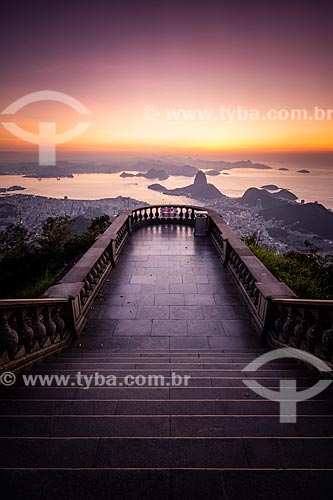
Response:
0,165,332,208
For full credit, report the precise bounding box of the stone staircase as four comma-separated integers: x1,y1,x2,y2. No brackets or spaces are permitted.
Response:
1,225,332,498
1,347,332,500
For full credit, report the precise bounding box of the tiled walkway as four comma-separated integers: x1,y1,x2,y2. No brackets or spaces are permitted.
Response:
84,225,264,351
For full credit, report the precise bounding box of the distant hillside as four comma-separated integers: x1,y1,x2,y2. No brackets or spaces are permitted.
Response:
121,169,169,180
148,183,166,192
240,187,297,209
127,161,198,177
191,159,272,171
136,169,169,180
260,203,333,239
0,157,275,177
0,185,25,193
205,169,220,176
164,171,224,199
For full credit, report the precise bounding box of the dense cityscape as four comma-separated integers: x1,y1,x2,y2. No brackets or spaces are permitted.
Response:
1,180,332,255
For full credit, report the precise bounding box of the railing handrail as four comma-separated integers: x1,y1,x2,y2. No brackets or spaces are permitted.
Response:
271,298,333,306
131,203,204,211
0,298,69,307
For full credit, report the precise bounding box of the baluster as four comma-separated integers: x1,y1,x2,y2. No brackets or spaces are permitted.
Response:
43,306,57,341
315,316,333,361
236,260,243,277
0,310,19,359
153,207,158,221
32,307,47,346
252,287,259,305
17,308,35,353
289,308,307,348
247,277,255,296
274,305,287,341
91,267,99,284
95,260,102,276
86,272,95,293
280,307,296,343
231,257,238,272
310,309,333,360
302,309,320,353
83,278,92,298
241,266,248,284
190,208,195,221
52,306,66,339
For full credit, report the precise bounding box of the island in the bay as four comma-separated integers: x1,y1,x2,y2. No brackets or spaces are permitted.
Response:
0,185,26,193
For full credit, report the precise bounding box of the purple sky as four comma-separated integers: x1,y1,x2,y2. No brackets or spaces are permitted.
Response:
1,0,332,154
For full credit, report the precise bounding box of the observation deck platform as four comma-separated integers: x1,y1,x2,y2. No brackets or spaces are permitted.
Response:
0,218,332,500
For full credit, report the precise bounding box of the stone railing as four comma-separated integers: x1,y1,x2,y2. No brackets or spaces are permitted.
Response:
208,210,333,367
1,204,332,371
208,211,296,331
267,298,333,365
0,298,72,371
0,211,131,371
43,212,130,333
131,205,202,227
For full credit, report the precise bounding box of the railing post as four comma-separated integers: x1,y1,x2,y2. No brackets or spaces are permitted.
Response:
127,215,132,235
66,295,81,338
223,240,231,265
111,240,117,265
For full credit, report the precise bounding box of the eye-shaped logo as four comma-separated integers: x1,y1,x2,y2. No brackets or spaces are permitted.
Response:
242,347,332,422
1,91,92,165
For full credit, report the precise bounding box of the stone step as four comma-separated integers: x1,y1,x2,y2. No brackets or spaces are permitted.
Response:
43,358,306,370
60,351,268,357
0,437,332,469
49,353,301,361
1,399,332,416
0,469,332,500
0,415,332,438
59,351,273,357
1,386,331,401
12,375,319,389
34,364,313,378
64,349,269,355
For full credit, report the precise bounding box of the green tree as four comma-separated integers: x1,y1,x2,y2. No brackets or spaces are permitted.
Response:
0,214,112,298
88,214,111,238
39,216,71,254
0,224,31,255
